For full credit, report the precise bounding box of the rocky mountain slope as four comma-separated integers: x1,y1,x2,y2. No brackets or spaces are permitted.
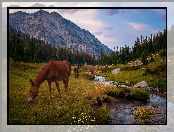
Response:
9,9,112,58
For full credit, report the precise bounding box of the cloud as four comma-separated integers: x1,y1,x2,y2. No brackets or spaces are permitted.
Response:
60,9,105,34
4,2,168,50
127,22,160,40
93,32,102,36
104,26,113,30
103,33,116,38
128,22,152,31
97,34,118,47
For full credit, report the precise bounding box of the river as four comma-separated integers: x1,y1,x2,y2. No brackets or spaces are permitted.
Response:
94,75,167,124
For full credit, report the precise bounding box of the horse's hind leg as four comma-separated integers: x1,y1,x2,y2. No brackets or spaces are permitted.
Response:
47,81,52,99
55,81,61,98
63,77,69,93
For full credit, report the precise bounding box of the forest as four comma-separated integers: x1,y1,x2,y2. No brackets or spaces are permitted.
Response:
9,27,166,65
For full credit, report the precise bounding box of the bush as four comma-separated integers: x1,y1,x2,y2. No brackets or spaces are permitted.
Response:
123,65,141,71
128,89,150,102
106,88,149,102
118,88,131,98
102,95,112,103
85,74,95,80
141,56,148,65
152,78,166,93
146,62,166,74
133,106,155,124
105,88,122,98
159,49,166,57
94,106,110,124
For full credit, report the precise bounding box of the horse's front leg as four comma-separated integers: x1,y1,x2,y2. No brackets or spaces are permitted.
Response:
55,81,61,98
47,81,52,99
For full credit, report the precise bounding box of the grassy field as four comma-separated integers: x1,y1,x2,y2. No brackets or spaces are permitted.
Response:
9,62,110,124
9,60,166,124
100,62,166,92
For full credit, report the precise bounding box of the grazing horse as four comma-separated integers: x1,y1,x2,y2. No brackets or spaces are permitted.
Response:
28,60,71,103
74,65,80,78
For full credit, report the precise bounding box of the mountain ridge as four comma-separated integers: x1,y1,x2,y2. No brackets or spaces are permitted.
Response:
9,9,112,58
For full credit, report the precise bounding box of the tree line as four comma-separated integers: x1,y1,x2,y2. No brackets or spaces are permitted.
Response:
9,27,97,65
9,27,166,65
99,29,166,65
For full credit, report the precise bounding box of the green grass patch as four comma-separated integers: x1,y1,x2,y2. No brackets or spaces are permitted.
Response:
145,62,166,75
102,66,166,92
103,69,146,85
105,87,150,102
85,74,96,80
9,62,110,124
128,88,150,102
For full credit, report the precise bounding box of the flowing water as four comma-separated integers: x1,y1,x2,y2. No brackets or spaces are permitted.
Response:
94,76,167,124
108,94,166,124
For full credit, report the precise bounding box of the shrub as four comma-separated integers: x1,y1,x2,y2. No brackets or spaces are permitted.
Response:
106,87,149,102
152,78,166,93
123,65,141,71
146,62,166,74
128,89,150,102
105,88,122,98
85,74,95,80
141,55,148,65
133,106,155,124
94,106,110,124
102,95,112,103
118,88,131,98
159,49,166,57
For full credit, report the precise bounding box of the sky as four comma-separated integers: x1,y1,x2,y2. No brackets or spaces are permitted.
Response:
3,2,172,50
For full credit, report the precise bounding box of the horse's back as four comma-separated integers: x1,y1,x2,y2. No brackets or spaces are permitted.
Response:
46,60,71,81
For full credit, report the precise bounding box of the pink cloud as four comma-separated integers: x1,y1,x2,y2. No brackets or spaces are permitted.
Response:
128,22,151,31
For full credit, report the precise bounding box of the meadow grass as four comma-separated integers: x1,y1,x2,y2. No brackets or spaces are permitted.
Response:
102,67,166,92
105,87,150,102
9,62,110,124
8,61,166,124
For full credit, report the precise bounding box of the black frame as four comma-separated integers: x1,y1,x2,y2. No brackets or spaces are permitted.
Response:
7,6,167,125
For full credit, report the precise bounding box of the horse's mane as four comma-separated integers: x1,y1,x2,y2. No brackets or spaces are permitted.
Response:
34,64,49,86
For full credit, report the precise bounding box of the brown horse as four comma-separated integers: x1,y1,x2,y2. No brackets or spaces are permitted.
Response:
28,60,71,103
74,65,80,78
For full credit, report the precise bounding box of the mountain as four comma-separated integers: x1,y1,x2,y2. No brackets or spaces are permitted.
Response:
9,9,112,58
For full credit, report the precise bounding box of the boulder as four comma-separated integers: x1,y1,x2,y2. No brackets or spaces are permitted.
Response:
134,81,149,88
94,76,106,82
103,81,118,87
112,68,121,75
109,81,119,86
118,84,127,88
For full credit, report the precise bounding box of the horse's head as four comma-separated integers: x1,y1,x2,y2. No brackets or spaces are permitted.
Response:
28,79,39,103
